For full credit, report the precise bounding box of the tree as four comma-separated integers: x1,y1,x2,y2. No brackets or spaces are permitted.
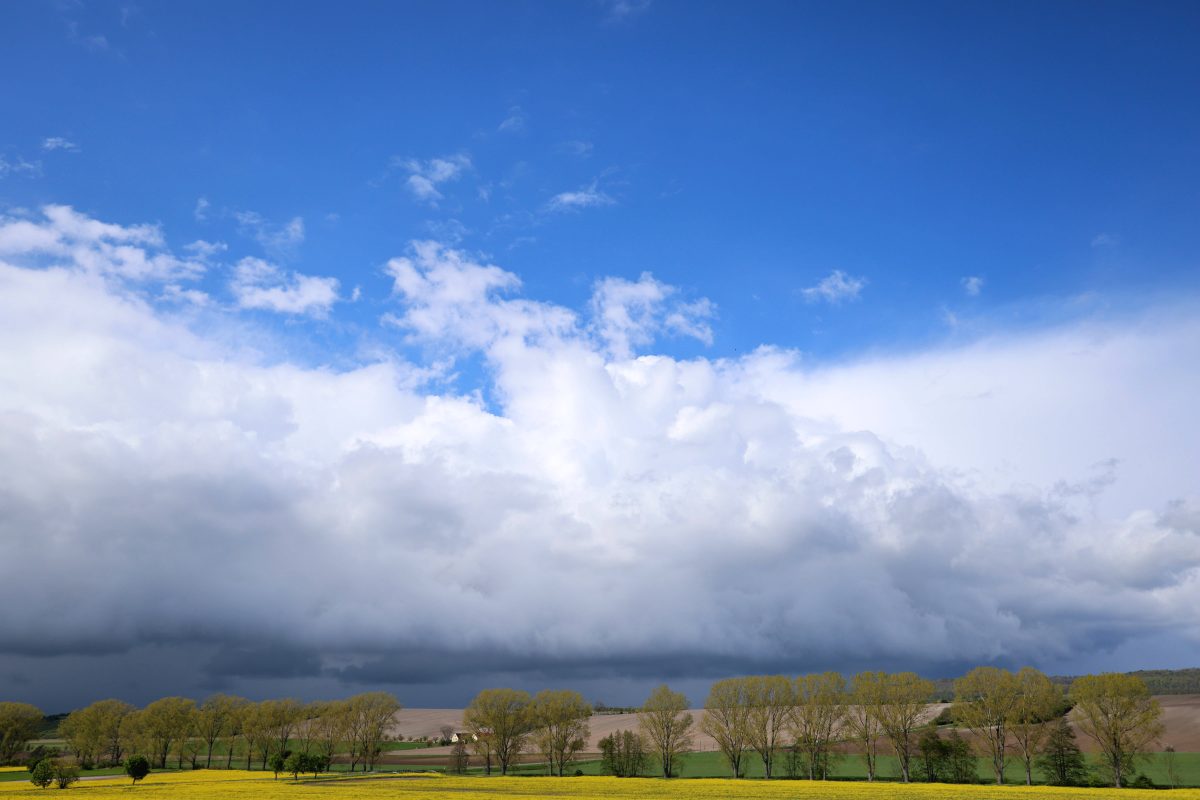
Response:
239,703,273,770
118,711,149,766
953,666,1020,784
310,702,347,773
61,699,132,768
0,702,44,765
261,699,303,766
123,754,151,785
1009,667,1063,785
638,684,693,779
463,689,533,776
876,672,935,782
140,697,196,769
599,730,648,777
344,692,401,772
196,694,243,768
1036,717,1089,786
1069,673,1164,787
700,677,751,778
268,752,285,780
52,761,79,789
743,675,791,779
844,672,886,781
792,672,845,780
1163,745,1181,789
449,739,470,774
531,690,591,777
284,752,312,780
30,760,54,789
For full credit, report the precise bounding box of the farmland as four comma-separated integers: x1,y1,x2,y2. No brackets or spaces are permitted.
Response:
3,771,1200,800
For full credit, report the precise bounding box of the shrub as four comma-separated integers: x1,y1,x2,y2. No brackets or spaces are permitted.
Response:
30,760,54,789
123,755,150,784
52,762,79,789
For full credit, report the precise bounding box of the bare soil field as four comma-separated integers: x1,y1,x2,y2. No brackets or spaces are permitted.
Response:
381,695,1200,763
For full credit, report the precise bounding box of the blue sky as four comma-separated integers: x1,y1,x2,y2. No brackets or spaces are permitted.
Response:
5,1,1199,365
1,2,1199,708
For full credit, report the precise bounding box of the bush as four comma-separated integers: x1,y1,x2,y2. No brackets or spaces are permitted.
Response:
30,760,54,789
1129,774,1156,789
123,755,151,784
52,762,79,789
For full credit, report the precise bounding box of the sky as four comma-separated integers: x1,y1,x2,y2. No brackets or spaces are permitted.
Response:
1,0,1198,712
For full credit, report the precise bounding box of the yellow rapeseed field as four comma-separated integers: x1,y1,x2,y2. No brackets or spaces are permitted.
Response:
2,771,1198,800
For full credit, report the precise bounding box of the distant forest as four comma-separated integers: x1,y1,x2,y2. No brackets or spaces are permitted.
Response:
929,668,1200,701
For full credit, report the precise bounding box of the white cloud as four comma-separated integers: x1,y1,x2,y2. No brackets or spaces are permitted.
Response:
1092,233,1119,248
184,239,228,261
546,182,615,212
498,106,526,134
0,205,202,281
399,154,471,204
590,273,714,358
962,275,984,296
802,270,866,304
0,207,1197,703
42,137,80,152
234,211,305,258
194,197,210,222
229,256,339,317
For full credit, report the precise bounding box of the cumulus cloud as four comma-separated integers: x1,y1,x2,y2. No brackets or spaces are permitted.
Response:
0,205,203,281
802,270,866,304
0,208,1197,707
398,154,472,204
230,257,340,316
546,182,615,212
590,272,714,358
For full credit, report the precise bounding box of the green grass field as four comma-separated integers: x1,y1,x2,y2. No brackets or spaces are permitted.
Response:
527,751,1200,787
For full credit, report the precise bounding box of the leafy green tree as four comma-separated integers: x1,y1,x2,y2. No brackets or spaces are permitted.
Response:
954,666,1020,784
0,702,44,765
638,684,693,779
843,672,886,781
283,752,311,780
123,754,151,785
530,690,591,777
268,752,285,779
52,762,79,789
701,677,751,778
1036,717,1089,786
1070,673,1164,787
793,672,845,780
140,697,197,769
1009,667,1064,786
598,730,647,777
30,760,54,789
877,672,935,782
464,689,534,776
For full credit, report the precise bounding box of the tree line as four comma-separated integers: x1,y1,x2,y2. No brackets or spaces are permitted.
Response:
636,668,1161,787
4,692,401,776
0,667,1167,787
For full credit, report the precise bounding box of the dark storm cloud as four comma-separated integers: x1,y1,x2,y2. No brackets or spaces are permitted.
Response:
0,208,1198,710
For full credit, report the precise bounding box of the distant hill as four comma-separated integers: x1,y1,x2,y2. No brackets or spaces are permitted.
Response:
931,667,1200,701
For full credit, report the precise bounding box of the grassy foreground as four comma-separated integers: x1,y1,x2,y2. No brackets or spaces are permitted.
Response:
3,771,1200,800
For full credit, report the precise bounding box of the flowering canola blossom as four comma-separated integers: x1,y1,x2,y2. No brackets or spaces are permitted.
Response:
1,771,1198,800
